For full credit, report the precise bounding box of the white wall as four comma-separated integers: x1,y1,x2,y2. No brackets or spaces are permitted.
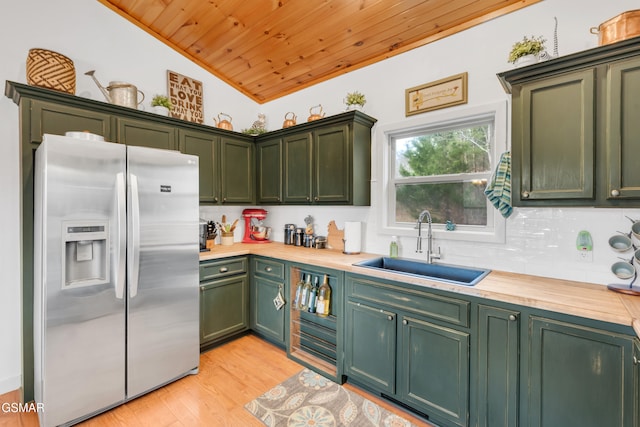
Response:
2,0,639,396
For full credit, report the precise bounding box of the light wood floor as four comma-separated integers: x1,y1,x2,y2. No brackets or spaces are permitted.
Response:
0,334,431,426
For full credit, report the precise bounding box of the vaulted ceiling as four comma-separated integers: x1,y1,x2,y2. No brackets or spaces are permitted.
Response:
98,0,540,103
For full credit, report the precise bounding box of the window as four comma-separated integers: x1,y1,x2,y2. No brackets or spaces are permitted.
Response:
379,102,507,242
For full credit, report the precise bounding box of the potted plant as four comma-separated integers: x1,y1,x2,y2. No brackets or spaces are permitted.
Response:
508,35,546,67
344,91,366,111
150,94,173,116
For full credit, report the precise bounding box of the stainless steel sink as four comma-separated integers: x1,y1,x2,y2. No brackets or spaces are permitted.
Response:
353,257,490,286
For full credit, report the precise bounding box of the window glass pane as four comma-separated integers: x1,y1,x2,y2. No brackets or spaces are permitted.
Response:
394,124,491,178
395,181,488,226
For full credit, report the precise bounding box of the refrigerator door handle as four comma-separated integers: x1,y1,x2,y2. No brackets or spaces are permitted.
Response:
115,172,126,299
128,173,141,298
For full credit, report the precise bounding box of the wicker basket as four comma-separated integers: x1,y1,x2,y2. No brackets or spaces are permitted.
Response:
26,48,76,94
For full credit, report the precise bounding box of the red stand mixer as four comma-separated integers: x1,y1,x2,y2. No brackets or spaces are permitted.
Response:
242,208,272,243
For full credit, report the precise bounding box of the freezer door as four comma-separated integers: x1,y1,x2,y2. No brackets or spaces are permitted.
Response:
34,135,126,427
126,146,200,398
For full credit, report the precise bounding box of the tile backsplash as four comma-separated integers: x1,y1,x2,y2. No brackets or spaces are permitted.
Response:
201,204,640,287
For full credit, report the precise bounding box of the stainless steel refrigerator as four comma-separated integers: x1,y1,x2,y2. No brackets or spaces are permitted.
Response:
33,133,200,427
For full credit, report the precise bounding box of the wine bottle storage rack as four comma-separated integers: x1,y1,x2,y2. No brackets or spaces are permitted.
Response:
289,265,342,382
299,311,337,364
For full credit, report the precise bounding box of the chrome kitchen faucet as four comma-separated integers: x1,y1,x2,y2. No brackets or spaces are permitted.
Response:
416,210,441,264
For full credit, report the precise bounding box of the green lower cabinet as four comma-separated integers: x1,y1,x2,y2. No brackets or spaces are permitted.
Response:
250,257,286,347
200,273,249,349
344,300,396,394
635,340,640,427
528,316,634,427
475,305,519,427
399,315,469,427
251,275,285,345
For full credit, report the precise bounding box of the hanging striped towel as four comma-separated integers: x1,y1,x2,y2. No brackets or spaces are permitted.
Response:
484,151,513,218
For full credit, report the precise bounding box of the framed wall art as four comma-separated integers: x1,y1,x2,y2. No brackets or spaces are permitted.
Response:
167,70,204,124
405,72,468,116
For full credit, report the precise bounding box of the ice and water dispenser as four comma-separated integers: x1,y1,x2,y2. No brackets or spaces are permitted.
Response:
62,221,110,289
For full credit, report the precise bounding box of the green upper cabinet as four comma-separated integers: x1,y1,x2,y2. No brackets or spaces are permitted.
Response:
115,116,177,150
256,137,283,204
498,37,640,207
314,124,350,203
514,69,595,202
29,99,111,144
179,130,254,205
179,129,220,204
283,132,313,203
606,56,640,200
267,111,376,206
220,136,254,204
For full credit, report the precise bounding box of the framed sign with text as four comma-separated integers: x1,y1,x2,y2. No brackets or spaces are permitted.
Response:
405,72,468,116
167,70,204,123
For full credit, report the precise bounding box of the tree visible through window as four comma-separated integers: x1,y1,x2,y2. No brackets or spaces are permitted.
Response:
392,120,492,226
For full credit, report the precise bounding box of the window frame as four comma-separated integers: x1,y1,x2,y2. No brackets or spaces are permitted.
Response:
376,101,508,243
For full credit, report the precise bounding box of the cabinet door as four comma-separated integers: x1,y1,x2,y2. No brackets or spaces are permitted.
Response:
399,315,470,427
344,300,396,394
528,316,634,427
476,305,519,427
314,124,350,203
200,274,249,347
635,339,640,427
30,100,111,143
251,275,286,345
606,57,640,200
283,132,313,203
116,117,177,150
256,138,283,204
179,129,220,204
220,136,254,204
513,69,595,203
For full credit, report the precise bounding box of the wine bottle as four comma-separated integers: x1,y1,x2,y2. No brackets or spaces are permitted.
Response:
293,273,305,310
300,274,312,311
307,276,319,313
316,274,331,317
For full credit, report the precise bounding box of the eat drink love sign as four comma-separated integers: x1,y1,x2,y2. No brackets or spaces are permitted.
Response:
167,70,204,124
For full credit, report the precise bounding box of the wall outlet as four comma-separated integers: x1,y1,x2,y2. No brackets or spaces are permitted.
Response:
577,249,593,263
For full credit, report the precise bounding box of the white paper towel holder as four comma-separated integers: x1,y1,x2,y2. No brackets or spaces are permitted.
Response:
342,221,362,254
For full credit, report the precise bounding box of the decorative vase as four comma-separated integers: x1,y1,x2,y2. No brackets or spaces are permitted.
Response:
513,54,539,68
346,104,364,112
152,105,170,116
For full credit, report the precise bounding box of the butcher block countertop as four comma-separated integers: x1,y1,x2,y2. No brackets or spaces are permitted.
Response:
200,242,640,337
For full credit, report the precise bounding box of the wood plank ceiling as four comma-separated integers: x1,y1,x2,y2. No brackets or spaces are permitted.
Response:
98,0,540,103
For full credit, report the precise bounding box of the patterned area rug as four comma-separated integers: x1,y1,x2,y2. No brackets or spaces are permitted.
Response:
245,368,420,426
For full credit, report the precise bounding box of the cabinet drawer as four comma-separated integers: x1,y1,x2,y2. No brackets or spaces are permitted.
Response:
253,257,285,280
348,276,469,327
200,257,247,281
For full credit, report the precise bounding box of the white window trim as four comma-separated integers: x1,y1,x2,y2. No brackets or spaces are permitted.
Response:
375,100,508,243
